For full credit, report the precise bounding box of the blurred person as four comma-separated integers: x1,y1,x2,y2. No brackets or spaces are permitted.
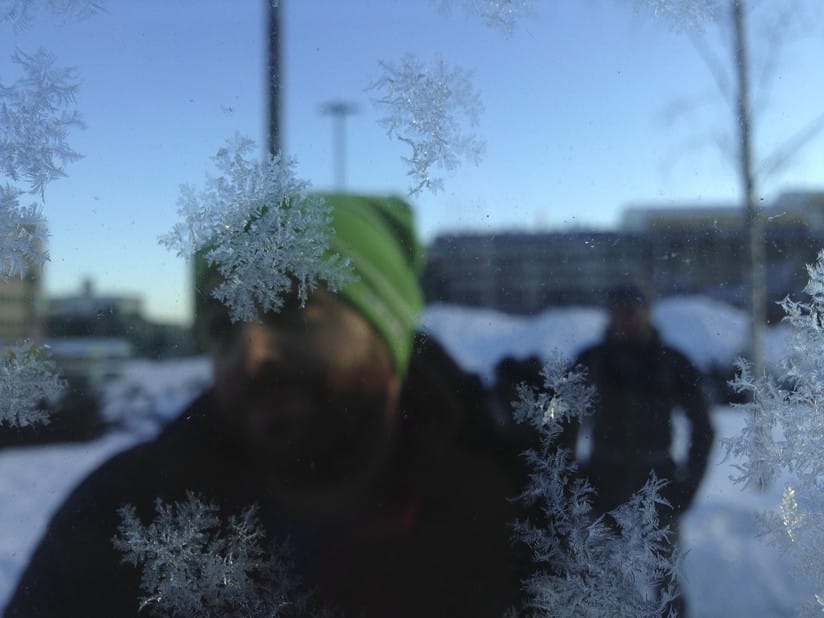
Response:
565,282,715,613
5,194,521,617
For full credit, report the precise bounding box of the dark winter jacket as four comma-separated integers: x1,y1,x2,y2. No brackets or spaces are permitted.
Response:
568,329,714,516
5,343,522,617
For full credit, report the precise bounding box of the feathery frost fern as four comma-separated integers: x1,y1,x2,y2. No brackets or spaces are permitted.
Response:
0,340,64,427
512,354,680,617
0,189,47,280
428,0,535,34
1,0,101,27
1,6,84,426
369,54,485,195
723,250,824,615
113,492,309,617
634,0,721,31
0,47,81,278
0,47,83,197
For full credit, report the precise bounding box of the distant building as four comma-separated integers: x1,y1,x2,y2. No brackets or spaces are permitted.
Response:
422,190,824,316
623,191,824,309
43,279,139,383
423,231,650,312
46,279,194,371
0,221,46,343
46,278,142,337
0,272,41,342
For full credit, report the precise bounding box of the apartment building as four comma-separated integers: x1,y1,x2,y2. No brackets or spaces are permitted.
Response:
422,191,824,315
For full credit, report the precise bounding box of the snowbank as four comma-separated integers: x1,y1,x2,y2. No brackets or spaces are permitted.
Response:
422,296,789,381
0,298,809,615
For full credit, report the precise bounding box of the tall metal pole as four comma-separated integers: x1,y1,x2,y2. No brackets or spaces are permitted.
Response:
267,0,281,155
320,100,359,189
732,0,765,377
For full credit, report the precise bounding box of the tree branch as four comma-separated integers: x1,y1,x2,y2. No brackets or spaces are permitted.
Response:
758,110,824,181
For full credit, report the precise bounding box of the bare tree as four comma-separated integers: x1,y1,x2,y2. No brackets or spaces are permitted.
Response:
651,0,824,376
731,0,765,377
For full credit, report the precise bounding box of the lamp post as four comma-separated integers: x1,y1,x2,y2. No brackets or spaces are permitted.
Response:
320,100,359,189
267,0,281,155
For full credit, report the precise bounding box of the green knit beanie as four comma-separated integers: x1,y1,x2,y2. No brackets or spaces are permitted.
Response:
194,194,424,375
321,193,424,376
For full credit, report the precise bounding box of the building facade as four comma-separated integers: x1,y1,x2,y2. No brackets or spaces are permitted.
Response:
422,191,824,316
0,271,41,342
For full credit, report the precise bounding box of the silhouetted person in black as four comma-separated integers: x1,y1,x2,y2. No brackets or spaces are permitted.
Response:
567,283,714,614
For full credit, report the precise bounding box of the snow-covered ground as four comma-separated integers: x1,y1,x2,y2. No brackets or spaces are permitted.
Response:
0,298,812,616
420,296,791,381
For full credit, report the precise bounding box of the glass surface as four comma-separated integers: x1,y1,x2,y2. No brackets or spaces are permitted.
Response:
1,1,823,615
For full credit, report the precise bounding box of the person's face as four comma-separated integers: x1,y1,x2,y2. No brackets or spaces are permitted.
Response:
213,291,401,487
608,303,651,343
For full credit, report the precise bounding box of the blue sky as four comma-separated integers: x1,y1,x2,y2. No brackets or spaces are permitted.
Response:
3,0,824,324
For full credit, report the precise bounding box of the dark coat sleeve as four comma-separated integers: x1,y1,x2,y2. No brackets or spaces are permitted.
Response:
4,446,150,617
4,394,227,617
668,348,715,510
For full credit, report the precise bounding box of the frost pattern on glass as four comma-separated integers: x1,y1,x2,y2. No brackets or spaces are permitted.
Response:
724,250,824,615
159,135,353,323
0,188,47,279
113,492,307,617
0,0,102,27
369,54,485,195
512,354,679,617
429,0,535,34
0,48,80,278
1,7,84,430
0,48,83,196
633,0,721,31
0,340,65,427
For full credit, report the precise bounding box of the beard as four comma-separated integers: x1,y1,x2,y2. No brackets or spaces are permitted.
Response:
225,363,398,489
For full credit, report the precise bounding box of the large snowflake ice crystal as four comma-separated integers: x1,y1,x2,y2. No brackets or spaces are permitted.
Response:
369,54,485,195
512,354,680,617
0,340,65,427
160,135,353,323
113,492,307,617
724,250,824,615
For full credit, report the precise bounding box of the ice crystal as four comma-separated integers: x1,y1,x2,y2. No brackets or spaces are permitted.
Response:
0,340,65,427
0,0,102,28
723,250,824,613
634,0,721,32
0,186,47,278
0,6,85,432
512,355,679,617
429,0,535,34
113,492,307,617
0,48,79,278
369,54,485,195
0,48,83,196
159,135,353,323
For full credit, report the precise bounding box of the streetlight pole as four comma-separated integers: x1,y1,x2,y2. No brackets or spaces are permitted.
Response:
320,100,359,189
267,0,281,155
